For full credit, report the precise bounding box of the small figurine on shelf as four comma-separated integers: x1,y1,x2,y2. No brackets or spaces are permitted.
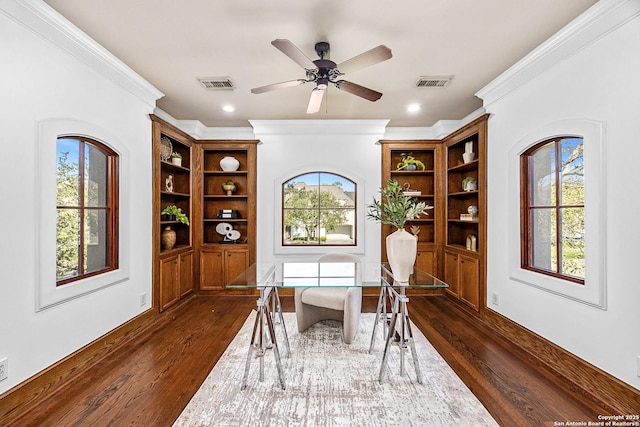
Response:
171,151,182,167
402,182,421,196
165,174,174,193
466,234,478,251
222,179,236,196
463,141,475,163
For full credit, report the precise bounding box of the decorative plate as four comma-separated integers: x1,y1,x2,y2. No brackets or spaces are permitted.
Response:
216,222,233,235
226,229,241,241
160,136,173,161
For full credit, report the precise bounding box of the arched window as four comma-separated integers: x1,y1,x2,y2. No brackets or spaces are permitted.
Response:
56,136,119,285
521,136,584,283
282,172,356,246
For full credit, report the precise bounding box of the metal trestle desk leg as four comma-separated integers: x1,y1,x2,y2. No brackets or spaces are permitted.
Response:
378,286,423,384
241,287,286,390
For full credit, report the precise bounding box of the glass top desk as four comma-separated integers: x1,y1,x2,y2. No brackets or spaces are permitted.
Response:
227,262,448,390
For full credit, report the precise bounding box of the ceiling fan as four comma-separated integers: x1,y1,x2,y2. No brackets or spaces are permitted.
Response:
251,39,392,114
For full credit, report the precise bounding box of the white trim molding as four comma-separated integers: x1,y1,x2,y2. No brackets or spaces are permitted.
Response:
508,119,607,309
250,119,390,136
273,165,367,256
476,0,640,107
35,118,131,310
0,0,163,107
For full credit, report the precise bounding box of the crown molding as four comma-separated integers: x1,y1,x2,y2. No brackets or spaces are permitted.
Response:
476,0,640,107
249,119,390,136
152,108,256,139
156,106,487,140
1,0,163,107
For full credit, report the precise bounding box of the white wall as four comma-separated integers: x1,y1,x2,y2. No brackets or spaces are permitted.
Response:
480,0,640,389
0,4,159,393
251,120,386,265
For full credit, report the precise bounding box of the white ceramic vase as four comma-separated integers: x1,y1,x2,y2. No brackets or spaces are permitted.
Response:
386,228,417,283
219,156,240,171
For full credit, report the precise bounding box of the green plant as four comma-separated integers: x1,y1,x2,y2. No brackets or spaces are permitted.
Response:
224,179,235,185
161,205,189,225
171,151,182,159
462,176,476,187
367,179,432,230
396,153,425,171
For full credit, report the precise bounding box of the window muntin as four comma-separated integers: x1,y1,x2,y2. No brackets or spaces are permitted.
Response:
56,136,118,285
282,172,356,246
522,137,584,283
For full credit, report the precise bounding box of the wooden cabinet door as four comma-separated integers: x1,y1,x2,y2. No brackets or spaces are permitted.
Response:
159,255,179,311
179,251,193,298
459,254,480,309
444,250,459,298
225,248,249,287
200,250,224,290
415,248,435,276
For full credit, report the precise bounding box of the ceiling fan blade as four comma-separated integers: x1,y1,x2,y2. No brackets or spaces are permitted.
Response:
335,80,382,102
306,88,325,114
336,45,392,74
271,39,317,70
251,79,306,94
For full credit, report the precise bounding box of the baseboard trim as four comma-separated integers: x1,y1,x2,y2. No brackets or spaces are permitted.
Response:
0,307,162,424
476,305,639,414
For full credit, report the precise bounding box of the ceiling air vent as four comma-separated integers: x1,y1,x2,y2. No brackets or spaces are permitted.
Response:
197,77,235,90
416,76,454,88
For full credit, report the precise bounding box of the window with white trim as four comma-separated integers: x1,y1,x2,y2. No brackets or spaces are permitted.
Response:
282,172,356,246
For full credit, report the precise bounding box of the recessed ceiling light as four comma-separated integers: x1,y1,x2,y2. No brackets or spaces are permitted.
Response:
407,103,420,113
222,105,235,113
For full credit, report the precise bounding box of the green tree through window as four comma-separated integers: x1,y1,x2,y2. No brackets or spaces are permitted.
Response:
521,136,585,283
56,136,118,285
283,172,356,246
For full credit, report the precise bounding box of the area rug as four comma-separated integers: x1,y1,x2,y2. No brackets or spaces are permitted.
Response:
174,312,498,427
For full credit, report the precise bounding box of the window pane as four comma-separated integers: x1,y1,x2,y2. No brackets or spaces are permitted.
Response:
531,208,557,273
529,141,556,207
56,138,80,206
283,209,319,244
57,208,80,280
321,210,355,244
85,143,108,207
560,207,585,279
283,172,356,246
560,138,584,206
84,209,108,274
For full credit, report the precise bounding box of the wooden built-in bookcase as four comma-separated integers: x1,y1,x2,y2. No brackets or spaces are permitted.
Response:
151,117,194,311
151,115,259,311
379,114,488,310
379,141,443,282
195,141,258,292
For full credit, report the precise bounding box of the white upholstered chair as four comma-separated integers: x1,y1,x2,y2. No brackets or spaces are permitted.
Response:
294,253,362,344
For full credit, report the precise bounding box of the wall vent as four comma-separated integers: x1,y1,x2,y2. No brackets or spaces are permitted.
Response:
416,76,454,88
197,77,235,90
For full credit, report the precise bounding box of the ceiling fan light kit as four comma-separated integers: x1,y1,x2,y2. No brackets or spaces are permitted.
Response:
251,39,392,114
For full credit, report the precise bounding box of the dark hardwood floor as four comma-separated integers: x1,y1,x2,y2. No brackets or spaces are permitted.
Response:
5,295,609,426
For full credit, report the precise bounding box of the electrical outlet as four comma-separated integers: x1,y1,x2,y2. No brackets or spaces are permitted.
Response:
491,292,499,306
0,358,8,381
139,292,147,306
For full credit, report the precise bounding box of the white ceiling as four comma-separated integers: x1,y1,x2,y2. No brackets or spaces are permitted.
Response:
44,0,598,127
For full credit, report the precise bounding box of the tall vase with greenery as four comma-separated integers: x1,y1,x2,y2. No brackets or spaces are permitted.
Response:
367,179,432,282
